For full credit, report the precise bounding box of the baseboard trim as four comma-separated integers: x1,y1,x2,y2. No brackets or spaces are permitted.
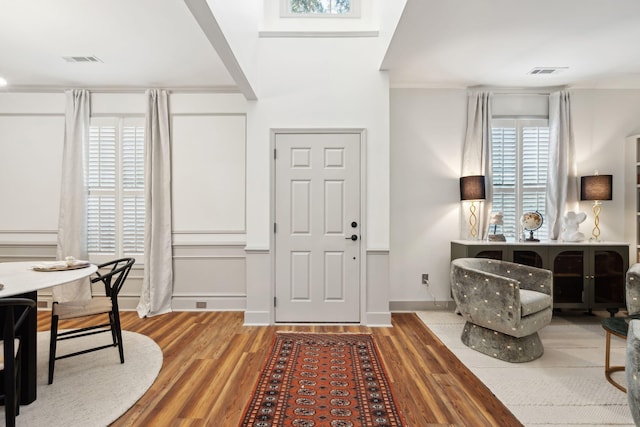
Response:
171,295,245,311
390,300,456,312
364,311,392,327
243,311,271,325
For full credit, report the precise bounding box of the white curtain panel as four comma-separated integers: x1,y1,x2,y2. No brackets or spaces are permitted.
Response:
54,89,92,303
461,91,493,239
546,91,578,240
137,89,173,318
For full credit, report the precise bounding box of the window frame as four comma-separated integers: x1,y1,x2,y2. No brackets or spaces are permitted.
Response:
87,116,145,265
491,117,550,241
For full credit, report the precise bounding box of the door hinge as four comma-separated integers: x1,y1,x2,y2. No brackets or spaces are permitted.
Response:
274,296,277,307
274,148,277,160
274,222,277,233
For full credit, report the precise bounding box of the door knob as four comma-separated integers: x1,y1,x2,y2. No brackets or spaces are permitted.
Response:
345,234,358,241
351,221,358,228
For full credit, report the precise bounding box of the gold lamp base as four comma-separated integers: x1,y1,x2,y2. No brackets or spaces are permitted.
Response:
590,201,602,241
469,201,478,239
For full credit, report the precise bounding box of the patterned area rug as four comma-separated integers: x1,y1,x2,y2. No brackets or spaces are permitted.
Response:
239,332,406,427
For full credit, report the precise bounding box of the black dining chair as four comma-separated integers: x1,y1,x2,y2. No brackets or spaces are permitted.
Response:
48,257,135,384
0,297,36,427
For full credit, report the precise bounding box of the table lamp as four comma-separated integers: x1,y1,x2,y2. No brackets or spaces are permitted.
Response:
580,174,612,241
460,175,486,239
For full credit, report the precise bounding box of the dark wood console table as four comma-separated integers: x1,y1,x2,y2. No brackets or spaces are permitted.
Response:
451,240,630,315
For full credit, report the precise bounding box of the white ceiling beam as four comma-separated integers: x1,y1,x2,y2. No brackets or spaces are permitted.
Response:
184,0,257,100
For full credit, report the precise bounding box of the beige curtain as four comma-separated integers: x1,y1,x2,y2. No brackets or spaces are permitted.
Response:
137,89,173,317
546,91,578,240
461,91,493,239
54,89,92,302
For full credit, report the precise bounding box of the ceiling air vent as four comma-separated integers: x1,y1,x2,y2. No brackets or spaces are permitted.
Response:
528,67,567,75
62,56,103,63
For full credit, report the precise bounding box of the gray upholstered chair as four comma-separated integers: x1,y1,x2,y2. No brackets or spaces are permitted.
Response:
450,257,553,362
627,319,640,424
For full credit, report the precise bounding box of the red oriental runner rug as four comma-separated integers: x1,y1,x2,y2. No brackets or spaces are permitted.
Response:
239,333,406,427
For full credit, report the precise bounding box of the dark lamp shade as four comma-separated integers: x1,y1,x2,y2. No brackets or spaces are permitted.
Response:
460,175,486,201
580,175,612,201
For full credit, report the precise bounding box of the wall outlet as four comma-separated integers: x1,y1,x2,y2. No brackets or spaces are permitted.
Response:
422,274,429,286
196,301,207,309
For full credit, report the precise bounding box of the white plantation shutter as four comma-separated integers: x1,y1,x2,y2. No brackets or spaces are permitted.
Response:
491,119,549,240
522,126,549,240
87,196,115,253
122,125,145,254
87,117,144,259
491,126,517,238
88,123,116,254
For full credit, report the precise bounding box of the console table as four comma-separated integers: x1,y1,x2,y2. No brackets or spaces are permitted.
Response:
451,240,630,315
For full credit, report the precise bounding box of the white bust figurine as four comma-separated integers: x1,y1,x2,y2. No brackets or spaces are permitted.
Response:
561,211,587,242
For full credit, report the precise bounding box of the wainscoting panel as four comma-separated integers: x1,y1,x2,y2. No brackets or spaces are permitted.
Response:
172,244,246,311
0,242,247,312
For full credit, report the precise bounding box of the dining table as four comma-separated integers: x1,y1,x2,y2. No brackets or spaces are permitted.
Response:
0,260,97,404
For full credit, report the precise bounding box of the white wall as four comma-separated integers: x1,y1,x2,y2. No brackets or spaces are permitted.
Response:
571,89,640,246
243,33,393,325
389,89,466,307
389,88,640,308
0,91,249,310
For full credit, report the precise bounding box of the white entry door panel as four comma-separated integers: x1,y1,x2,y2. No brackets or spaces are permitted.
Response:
275,132,361,323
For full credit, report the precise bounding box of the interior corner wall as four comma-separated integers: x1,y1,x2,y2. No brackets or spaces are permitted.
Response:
389,88,640,311
389,88,467,309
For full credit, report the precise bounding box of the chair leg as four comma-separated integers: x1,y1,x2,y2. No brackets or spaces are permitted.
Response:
113,310,125,363
15,352,21,416
5,355,16,427
48,313,59,385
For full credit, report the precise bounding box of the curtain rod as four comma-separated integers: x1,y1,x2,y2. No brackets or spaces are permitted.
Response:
469,85,567,96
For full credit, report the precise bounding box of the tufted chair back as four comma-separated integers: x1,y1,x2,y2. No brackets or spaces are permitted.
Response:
626,263,640,317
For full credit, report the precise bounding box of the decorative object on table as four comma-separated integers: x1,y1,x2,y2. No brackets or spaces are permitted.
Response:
48,258,134,384
487,211,506,241
580,173,612,241
450,258,553,362
0,298,36,427
239,332,407,427
521,211,543,242
32,257,91,272
560,211,587,242
459,175,486,240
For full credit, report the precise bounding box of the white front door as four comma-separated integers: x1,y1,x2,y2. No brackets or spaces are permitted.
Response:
274,132,361,323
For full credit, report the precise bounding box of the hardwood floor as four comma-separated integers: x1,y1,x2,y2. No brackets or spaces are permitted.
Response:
37,311,522,426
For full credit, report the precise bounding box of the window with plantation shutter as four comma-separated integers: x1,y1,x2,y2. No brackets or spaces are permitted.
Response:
491,119,549,241
87,117,145,261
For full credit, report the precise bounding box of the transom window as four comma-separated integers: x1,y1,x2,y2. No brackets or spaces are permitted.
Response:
87,117,145,262
281,0,359,17
491,118,549,241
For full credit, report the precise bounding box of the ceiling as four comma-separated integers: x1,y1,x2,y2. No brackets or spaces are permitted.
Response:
2,0,640,93
0,0,235,90
382,0,640,89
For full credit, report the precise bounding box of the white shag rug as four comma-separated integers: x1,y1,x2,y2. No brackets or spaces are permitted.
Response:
1,330,162,427
417,310,635,427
